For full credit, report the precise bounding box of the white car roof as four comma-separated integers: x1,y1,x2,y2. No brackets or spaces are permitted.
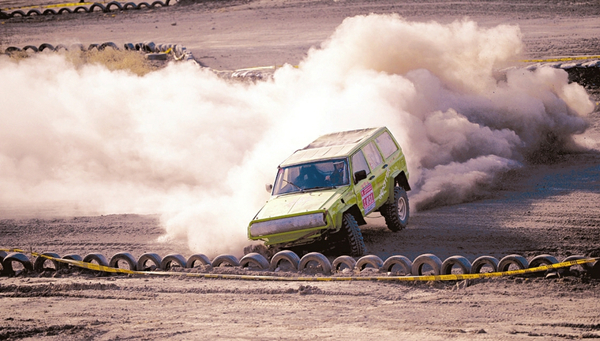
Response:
279,127,386,167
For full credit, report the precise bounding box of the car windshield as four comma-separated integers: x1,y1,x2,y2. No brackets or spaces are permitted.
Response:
272,159,349,195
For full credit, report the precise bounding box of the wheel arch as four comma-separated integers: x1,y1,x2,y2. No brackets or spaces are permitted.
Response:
344,204,366,226
395,171,411,191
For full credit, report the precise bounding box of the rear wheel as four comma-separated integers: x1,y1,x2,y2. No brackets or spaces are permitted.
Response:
381,186,409,232
342,212,366,257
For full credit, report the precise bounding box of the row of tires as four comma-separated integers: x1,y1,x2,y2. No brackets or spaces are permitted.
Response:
3,41,189,60
0,0,174,19
1,249,598,278
524,59,600,71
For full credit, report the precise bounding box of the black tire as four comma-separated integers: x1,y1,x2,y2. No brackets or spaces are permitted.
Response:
470,255,499,274
269,250,300,271
591,260,600,279
355,255,384,271
498,254,528,272
342,212,366,257
10,10,26,18
299,252,331,274
38,43,55,52
411,253,442,276
563,255,595,271
137,253,162,271
239,253,270,270
82,253,109,277
23,45,39,53
441,255,472,275
33,252,61,272
43,9,57,15
60,254,83,270
109,252,137,272
123,2,137,10
160,254,187,270
106,1,123,11
99,42,118,51
26,9,41,16
187,254,211,268
380,186,409,232
2,252,33,276
332,256,356,273
212,254,240,267
382,255,412,275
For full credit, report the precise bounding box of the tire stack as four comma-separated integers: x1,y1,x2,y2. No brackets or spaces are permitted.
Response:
1,249,598,279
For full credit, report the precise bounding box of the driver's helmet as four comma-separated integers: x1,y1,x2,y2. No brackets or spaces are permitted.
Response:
333,161,344,170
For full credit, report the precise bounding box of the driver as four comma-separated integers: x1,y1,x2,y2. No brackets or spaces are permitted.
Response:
327,161,345,186
295,164,325,189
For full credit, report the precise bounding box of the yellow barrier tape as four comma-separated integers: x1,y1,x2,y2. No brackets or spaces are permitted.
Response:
2,2,98,11
520,55,600,63
2,248,596,282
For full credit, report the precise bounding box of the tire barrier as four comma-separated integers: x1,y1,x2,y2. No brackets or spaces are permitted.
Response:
440,255,472,275
187,253,211,268
60,254,83,270
332,255,357,272
269,250,300,271
411,253,443,276
470,255,499,274
0,0,175,19
82,253,109,277
1,252,33,276
0,248,598,282
33,252,61,272
211,254,240,268
381,255,412,275
299,252,332,275
2,41,195,64
108,252,137,272
239,253,270,270
498,254,529,272
137,252,162,271
355,255,384,271
160,253,187,270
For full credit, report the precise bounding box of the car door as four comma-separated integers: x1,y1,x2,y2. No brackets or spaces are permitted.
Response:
361,141,389,209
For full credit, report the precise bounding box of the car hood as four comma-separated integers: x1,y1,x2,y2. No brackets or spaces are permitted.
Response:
254,188,346,220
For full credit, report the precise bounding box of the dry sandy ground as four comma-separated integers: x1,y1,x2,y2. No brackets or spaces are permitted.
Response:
1,0,600,340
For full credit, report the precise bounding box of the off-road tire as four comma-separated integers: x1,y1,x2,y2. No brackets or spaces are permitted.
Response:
381,186,409,232
342,212,366,257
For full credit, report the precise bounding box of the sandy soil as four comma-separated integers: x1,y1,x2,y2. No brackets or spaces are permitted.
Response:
1,0,600,340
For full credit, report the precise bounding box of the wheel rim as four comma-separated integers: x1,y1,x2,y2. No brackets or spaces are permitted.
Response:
397,197,407,220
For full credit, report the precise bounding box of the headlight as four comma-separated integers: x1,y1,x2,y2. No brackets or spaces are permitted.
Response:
250,213,327,237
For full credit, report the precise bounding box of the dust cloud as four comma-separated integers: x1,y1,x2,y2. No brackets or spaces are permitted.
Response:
0,15,594,255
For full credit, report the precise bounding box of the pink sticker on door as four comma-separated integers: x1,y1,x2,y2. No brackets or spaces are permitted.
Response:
361,182,375,214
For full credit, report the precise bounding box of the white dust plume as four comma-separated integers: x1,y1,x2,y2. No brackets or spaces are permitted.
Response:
0,14,594,255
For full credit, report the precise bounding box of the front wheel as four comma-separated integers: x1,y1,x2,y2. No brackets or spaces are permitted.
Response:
381,186,409,232
342,212,366,257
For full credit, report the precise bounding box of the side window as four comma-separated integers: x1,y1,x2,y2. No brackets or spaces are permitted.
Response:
363,141,383,170
375,131,399,159
351,150,370,177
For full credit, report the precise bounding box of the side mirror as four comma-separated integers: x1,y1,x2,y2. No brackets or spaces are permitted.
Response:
354,170,367,184
265,184,273,193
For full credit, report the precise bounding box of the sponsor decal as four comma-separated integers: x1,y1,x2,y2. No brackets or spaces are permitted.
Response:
361,182,376,214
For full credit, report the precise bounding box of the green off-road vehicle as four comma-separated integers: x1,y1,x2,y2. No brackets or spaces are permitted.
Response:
248,127,410,256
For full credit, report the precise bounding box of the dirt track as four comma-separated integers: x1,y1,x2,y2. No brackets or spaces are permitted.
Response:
1,0,600,340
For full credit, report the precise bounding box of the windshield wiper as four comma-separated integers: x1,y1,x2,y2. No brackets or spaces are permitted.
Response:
282,179,304,192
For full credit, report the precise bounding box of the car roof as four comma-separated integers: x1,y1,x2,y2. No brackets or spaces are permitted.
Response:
279,127,387,167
